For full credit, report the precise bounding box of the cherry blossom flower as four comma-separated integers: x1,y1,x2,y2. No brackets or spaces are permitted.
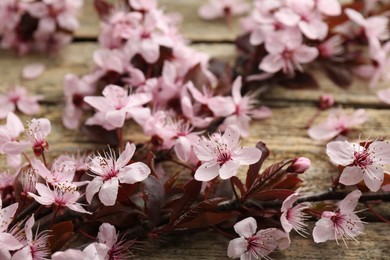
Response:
86,143,151,206
260,28,319,75
326,140,390,192
227,217,289,259
287,157,311,173
193,125,262,181
308,108,368,141
318,36,344,59
280,191,311,236
31,156,76,186
216,76,272,137
313,190,364,244
0,171,16,200
28,183,90,214
84,84,152,130
20,168,37,196
315,0,342,16
198,0,249,20
11,214,50,260
0,86,41,119
0,199,23,258
318,94,335,110
345,8,389,45
129,0,157,12
0,112,29,167
26,118,51,157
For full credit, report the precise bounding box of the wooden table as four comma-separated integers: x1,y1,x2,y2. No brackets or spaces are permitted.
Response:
0,1,389,259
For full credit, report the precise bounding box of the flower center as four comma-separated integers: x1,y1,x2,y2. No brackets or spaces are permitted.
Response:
353,150,373,168
216,150,232,166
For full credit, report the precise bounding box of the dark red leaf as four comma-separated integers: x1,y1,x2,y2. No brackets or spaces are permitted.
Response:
324,63,353,88
143,176,165,227
279,72,319,89
231,176,245,196
184,63,211,89
246,142,270,190
81,125,118,146
93,0,115,20
93,204,145,227
176,211,240,230
272,175,303,190
248,189,294,201
49,221,74,252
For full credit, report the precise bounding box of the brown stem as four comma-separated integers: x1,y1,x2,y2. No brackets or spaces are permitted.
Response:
41,151,48,167
51,207,59,228
365,203,390,224
230,179,240,201
118,127,124,153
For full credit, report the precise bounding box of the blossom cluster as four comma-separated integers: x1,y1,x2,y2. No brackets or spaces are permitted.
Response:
0,0,83,55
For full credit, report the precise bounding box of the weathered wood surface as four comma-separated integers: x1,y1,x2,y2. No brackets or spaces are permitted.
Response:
1,0,389,259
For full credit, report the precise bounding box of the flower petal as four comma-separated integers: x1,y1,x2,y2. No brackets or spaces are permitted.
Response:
227,237,247,258
116,142,135,168
363,165,384,192
233,147,262,165
22,63,45,80
118,162,151,184
368,141,390,164
326,141,355,166
86,178,103,204
219,160,240,179
313,217,334,243
234,217,257,238
194,162,219,182
339,166,364,186
98,178,119,206
339,190,362,214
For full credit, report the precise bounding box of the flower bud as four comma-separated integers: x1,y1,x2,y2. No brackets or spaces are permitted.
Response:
319,94,334,110
288,157,311,173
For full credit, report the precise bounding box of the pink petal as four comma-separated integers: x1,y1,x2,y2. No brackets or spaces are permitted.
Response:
118,162,151,184
326,141,355,166
260,54,284,73
22,63,45,80
250,29,266,46
233,147,262,165
345,109,368,127
345,8,366,26
194,161,219,182
232,76,243,104
219,159,240,179
2,141,29,155
369,141,390,164
317,0,341,16
86,178,103,204
193,140,214,161
52,249,84,260
140,39,160,64
174,136,192,162
208,96,235,117
223,125,241,150
98,178,119,206
0,203,19,232
281,192,299,213
105,110,126,128
83,96,110,112
116,142,135,168
250,106,272,119
11,246,30,260
274,7,300,26
7,154,22,168
227,237,247,258
308,123,340,141
198,3,222,20
339,190,362,214
313,217,334,243
234,217,257,238
294,45,319,63
339,166,364,186
363,165,384,192
17,98,40,115
6,112,24,137
57,13,79,31
0,233,23,251
67,203,91,214
97,223,117,248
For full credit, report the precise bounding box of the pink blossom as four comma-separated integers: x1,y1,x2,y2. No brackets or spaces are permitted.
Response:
21,168,37,196
52,243,108,260
280,191,310,235
62,73,96,130
287,157,311,173
181,91,213,128
260,28,319,75
354,41,390,88
22,63,45,80
315,0,341,16
28,183,91,214
0,112,29,168
0,86,41,118
313,190,364,244
318,36,344,58
308,108,368,141
86,143,151,206
31,156,76,186
217,77,272,137
326,140,390,192
227,217,289,259
11,214,50,260
193,125,262,181
26,118,51,157
198,0,249,20
129,0,157,12
318,94,335,110
0,200,23,257
84,84,152,130
345,8,389,44
93,48,127,75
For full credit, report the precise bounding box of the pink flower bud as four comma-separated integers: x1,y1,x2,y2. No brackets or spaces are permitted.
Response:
319,94,334,110
288,157,311,173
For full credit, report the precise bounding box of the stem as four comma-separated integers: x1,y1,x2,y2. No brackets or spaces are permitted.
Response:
230,179,240,201
22,152,32,165
306,109,321,128
365,203,390,224
79,229,97,240
118,127,124,153
41,151,48,167
51,207,59,228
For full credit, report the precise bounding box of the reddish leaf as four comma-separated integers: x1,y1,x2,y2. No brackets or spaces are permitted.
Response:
143,176,165,227
324,63,353,88
93,204,145,227
231,176,245,196
279,72,319,89
272,175,303,190
93,0,115,20
169,179,202,224
248,189,294,201
49,221,74,252
176,211,239,229
209,59,233,96
81,125,118,146
246,142,270,190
